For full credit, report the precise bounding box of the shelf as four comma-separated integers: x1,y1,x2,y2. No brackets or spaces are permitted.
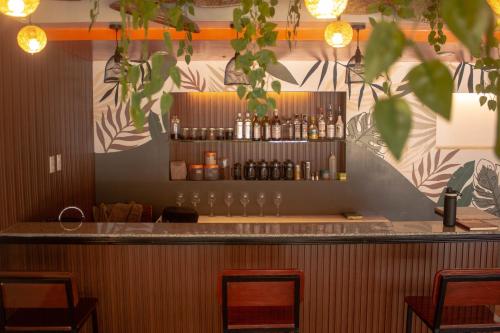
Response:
169,180,347,183
170,139,345,143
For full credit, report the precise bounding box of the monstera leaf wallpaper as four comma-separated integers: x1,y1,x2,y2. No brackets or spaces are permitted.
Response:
93,59,500,215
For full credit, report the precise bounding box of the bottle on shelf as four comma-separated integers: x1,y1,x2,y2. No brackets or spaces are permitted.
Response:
308,116,319,140
301,114,308,141
335,107,344,139
317,108,326,139
170,115,181,140
329,152,337,181
262,113,272,141
235,112,244,140
326,111,335,140
283,118,294,140
271,109,282,141
293,114,302,141
243,112,252,140
252,113,262,141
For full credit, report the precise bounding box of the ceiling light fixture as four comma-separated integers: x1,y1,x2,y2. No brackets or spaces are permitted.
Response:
346,23,365,84
104,23,123,84
0,0,39,17
17,24,46,54
224,23,249,86
487,0,500,16
304,0,348,19
324,19,353,48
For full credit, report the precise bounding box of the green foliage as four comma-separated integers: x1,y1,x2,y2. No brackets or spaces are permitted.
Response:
286,0,301,50
408,60,453,120
423,1,446,52
160,92,174,115
373,97,412,160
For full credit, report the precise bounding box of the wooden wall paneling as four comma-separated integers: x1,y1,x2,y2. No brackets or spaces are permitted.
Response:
0,242,498,333
0,16,95,228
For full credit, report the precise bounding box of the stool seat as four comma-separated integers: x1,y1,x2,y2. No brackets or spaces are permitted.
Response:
4,297,98,332
405,296,500,331
227,305,295,330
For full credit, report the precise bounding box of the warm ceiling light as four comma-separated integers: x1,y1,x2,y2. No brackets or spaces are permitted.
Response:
487,0,500,16
17,25,47,54
0,0,39,17
304,0,348,19
324,20,353,48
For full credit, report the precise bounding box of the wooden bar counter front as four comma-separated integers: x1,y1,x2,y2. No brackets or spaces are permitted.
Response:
1,220,499,333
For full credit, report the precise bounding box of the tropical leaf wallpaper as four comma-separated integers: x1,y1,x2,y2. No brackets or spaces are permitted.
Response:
93,59,500,215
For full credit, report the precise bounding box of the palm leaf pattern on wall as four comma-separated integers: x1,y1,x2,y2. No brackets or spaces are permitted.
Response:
437,161,475,207
347,112,386,157
180,68,207,91
473,159,500,216
411,149,460,198
95,99,157,153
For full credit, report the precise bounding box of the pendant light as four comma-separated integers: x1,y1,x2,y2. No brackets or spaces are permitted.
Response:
0,0,39,17
487,0,500,16
224,23,249,86
346,23,365,84
304,0,348,19
104,23,123,84
17,23,46,54
324,19,353,48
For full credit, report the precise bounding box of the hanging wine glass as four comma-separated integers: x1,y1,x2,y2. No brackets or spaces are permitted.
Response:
176,192,185,207
256,192,266,217
208,192,216,217
240,192,250,217
191,192,201,210
224,192,234,217
273,192,282,217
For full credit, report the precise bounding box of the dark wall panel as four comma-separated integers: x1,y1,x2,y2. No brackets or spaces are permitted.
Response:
0,16,95,228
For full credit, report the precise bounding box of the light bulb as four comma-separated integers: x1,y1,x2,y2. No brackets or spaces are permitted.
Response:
487,0,500,16
304,0,348,19
0,0,39,17
324,21,353,48
17,25,47,54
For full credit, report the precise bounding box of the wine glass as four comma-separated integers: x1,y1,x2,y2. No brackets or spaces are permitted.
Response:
273,192,282,217
224,192,234,217
240,192,250,217
191,192,201,210
208,192,216,217
256,192,266,217
175,192,185,207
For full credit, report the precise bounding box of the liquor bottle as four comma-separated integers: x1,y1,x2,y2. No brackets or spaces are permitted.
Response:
235,112,244,140
317,109,326,139
170,115,180,140
293,114,302,140
301,115,308,141
329,153,337,181
252,113,262,141
262,114,272,141
284,118,294,140
308,116,319,140
335,107,344,139
326,112,335,140
271,109,282,141
327,104,334,116
243,112,252,140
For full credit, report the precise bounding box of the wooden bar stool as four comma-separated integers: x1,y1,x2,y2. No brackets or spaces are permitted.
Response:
0,272,98,333
218,269,304,333
405,268,500,333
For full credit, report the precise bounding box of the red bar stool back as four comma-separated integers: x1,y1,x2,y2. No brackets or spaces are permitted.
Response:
0,271,99,332
405,268,500,333
218,269,304,333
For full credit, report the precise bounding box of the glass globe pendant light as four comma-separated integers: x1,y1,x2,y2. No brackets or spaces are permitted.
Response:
324,19,353,48
0,0,39,17
346,23,365,84
304,0,348,19
17,24,47,54
487,0,500,16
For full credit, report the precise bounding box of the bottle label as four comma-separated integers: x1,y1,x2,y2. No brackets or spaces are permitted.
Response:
294,125,301,140
335,124,344,138
318,121,326,138
244,124,252,139
253,124,261,140
327,124,335,139
272,125,281,140
236,123,244,139
302,126,308,140
264,125,271,140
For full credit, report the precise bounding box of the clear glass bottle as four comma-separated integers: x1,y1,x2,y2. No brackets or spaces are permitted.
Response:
308,116,319,140
335,107,344,139
271,109,282,140
235,112,244,140
293,114,302,140
301,114,308,141
326,112,335,140
252,113,261,141
317,108,326,139
284,118,293,140
243,112,252,140
170,115,181,140
262,114,272,141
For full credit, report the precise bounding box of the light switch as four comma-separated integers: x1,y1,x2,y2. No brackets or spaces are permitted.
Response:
56,154,62,172
49,156,56,174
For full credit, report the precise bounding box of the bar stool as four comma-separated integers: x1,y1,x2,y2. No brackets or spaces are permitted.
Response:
405,268,500,333
0,271,99,332
218,269,304,333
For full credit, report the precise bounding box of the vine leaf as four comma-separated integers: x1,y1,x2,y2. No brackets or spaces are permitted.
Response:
317,60,329,90
357,83,365,110
437,160,475,206
300,60,321,86
346,111,385,157
473,159,500,216
411,149,459,198
266,62,298,85
333,61,338,91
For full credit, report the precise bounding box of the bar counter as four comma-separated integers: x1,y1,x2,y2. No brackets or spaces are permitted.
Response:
1,219,500,244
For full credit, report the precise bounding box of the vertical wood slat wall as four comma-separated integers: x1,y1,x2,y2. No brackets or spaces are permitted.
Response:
0,16,95,228
1,242,498,333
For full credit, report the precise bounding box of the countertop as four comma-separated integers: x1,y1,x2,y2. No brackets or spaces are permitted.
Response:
1,219,500,244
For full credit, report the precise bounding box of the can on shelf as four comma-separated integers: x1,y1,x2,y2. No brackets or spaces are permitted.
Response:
302,161,312,180
191,128,199,140
216,128,225,140
208,128,216,140
225,128,234,140
204,164,220,180
294,164,302,180
200,128,207,140
204,151,217,165
181,128,190,140
189,164,204,181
